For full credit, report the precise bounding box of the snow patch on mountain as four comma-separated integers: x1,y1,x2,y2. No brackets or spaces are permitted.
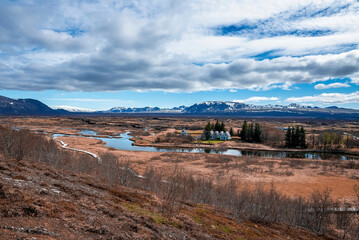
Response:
52,106,95,112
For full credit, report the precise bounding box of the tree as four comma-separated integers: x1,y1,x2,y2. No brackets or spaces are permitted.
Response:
294,126,300,148
220,122,226,132
203,122,212,140
322,132,330,149
214,120,220,132
248,123,254,142
285,127,292,148
240,121,248,141
285,126,306,149
299,126,307,148
240,121,262,143
253,123,262,143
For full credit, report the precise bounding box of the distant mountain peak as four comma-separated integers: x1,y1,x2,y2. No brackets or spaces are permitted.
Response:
53,106,95,113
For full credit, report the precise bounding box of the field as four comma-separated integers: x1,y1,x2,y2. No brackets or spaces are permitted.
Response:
1,116,359,204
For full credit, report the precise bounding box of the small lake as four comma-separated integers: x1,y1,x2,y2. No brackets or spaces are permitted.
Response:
53,131,359,161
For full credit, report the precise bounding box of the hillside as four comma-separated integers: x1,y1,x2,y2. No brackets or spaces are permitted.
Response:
0,156,339,239
0,95,66,115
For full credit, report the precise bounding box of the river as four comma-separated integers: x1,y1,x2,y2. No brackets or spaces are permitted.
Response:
53,131,359,161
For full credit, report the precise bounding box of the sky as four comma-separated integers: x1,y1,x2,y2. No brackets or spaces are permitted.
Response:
1,0,359,110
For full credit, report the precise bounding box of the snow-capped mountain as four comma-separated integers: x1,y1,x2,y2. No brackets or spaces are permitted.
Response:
179,101,359,119
103,105,186,113
52,106,95,113
104,106,162,113
183,101,315,113
184,101,249,113
1,95,358,119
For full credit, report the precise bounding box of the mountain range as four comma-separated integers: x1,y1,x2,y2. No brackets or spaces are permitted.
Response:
1,95,359,119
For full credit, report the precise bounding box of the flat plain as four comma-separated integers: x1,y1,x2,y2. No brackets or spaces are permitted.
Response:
2,116,359,204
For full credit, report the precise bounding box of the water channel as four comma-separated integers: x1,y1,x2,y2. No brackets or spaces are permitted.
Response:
52,131,359,161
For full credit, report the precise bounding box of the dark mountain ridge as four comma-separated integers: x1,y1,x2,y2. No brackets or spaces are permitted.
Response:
0,96,67,115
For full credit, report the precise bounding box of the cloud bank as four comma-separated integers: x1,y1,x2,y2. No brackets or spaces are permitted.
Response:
0,0,359,92
286,91,359,104
234,97,279,103
314,82,350,89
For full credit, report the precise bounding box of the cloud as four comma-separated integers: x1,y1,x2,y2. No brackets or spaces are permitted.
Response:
314,82,350,89
0,0,359,92
234,97,279,103
285,91,359,103
46,98,120,102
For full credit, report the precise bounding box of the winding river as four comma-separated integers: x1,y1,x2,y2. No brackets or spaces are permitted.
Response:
53,131,359,161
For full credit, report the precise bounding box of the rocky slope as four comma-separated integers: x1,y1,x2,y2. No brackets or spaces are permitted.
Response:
0,155,338,240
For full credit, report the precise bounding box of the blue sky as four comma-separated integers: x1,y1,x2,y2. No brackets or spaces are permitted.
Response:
0,0,359,110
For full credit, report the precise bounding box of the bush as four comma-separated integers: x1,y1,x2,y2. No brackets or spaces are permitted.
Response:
155,132,194,144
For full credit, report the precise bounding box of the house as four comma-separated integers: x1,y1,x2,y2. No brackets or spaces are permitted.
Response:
201,129,231,141
209,130,215,139
180,128,188,136
225,131,231,140
219,131,225,140
219,131,231,140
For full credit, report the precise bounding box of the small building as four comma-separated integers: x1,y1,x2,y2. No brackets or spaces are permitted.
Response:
201,129,231,141
225,131,231,140
209,130,215,140
180,128,188,137
219,131,231,140
219,131,225,140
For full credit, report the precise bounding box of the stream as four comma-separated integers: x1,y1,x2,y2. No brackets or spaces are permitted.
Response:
53,131,359,161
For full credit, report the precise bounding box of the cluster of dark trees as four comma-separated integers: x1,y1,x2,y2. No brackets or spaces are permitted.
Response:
285,126,307,148
203,120,226,140
239,121,262,143
205,120,226,132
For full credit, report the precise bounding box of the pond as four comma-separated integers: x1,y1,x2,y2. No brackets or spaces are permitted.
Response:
53,131,359,161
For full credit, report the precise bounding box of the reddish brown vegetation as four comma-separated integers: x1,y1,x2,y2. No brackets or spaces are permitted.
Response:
0,152,341,239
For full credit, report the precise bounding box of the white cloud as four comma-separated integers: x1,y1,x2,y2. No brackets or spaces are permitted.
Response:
285,91,359,103
314,82,350,89
0,0,359,92
47,98,120,102
234,97,279,103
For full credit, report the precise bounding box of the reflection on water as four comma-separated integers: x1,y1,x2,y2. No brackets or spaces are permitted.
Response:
53,131,359,161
